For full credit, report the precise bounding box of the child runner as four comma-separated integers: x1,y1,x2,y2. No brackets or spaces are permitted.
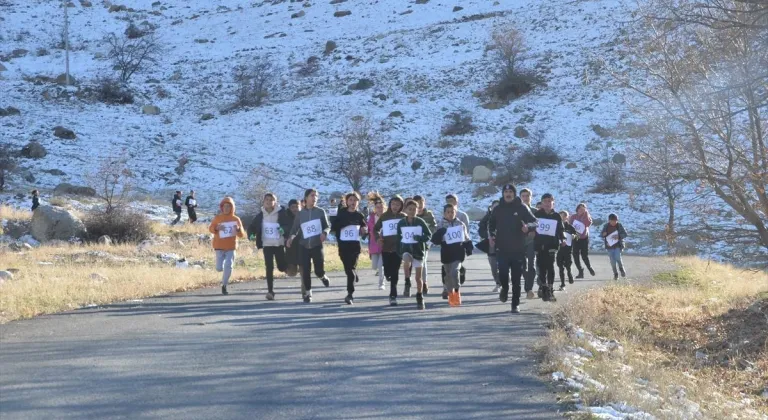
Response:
397,200,432,308
441,194,470,293
247,192,293,300
285,199,303,291
414,195,436,294
557,210,578,290
185,190,198,223
569,203,595,278
479,200,501,292
331,192,368,305
208,197,245,295
533,193,566,302
432,203,470,307
171,190,183,225
31,189,40,211
287,189,331,303
367,194,386,290
374,195,405,306
600,213,628,280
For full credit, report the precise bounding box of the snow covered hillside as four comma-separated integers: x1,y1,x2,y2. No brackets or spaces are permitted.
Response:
0,0,757,261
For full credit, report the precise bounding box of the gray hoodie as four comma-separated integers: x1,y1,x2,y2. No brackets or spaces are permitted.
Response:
289,207,330,249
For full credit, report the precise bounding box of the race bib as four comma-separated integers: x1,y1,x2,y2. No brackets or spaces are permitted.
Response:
188,199,196,206
572,220,586,235
262,222,281,240
607,231,620,247
175,199,182,207
218,221,238,238
340,225,360,241
401,226,422,244
301,219,322,238
565,232,573,247
382,219,399,237
536,219,557,237
328,207,338,217
444,225,464,245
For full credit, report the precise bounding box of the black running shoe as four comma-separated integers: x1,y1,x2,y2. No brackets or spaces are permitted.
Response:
344,294,353,305
588,266,596,276
222,286,228,295
499,290,508,303
576,269,584,279
541,286,551,302
321,276,330,287
416,293,424,310
423,282,429,295
511,305,520,314
442,290,449,300
403,281,411,297
389,297,398,306
303,294,312,303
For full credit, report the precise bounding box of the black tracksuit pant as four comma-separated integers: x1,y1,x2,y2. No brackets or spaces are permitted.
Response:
382,251,402,298
340,251,360,295
300,246,325,293
263,246,287,293
557,246,573,286
536,249,557,289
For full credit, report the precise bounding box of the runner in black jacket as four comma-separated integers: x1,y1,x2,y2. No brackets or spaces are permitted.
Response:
533,194,566,302
488,184,538,314
185,191,198,223
171,191,183,225
330,192,368,305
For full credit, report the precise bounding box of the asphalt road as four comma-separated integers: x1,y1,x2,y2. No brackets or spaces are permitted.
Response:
0,252,664,420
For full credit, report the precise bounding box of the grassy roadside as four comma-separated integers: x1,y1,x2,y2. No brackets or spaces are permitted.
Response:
538,257,768,419
1,219,350,323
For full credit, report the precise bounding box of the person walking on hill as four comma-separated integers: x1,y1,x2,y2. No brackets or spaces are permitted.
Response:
31,189,40,212
171,191,183,225
185,190,198,223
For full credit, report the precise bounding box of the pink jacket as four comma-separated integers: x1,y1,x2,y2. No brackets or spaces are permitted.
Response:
569,211,593,240
367,213,382,255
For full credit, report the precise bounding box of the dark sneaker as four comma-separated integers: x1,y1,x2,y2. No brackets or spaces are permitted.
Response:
403,281,411,297
423,282,429,295
568,273,574,284
321,276,330,287
526,291,535,299
613,273,619,280
576,269,585,279
511,305,520,314
537,288,543,299
559,285,565,291
499,290,508,303
588,266,596,276
344,294,353,305
389,297,398,306
303,294,312,303
550,294,558,302
442,290,449,300
416,293,424,310
355,275,359,283
620,269,626,278
221,285,228,295
266,292,275,301
541,286,551,302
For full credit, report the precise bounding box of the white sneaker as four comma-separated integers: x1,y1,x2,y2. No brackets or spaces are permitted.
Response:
492,285,501,293
378,283,386,290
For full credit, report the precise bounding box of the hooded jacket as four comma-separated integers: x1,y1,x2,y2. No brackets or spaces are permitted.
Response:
208,197,245,251
172,194,182,213
397,216,431,260
185,195,197,209
600,222,628,250
367,212,383,254
289,206,330,249
533,208,566,252
418,208,437,234
432,218,469,264
373,196,406,253
247,205,293,249
569,210,593,240
560,221,579,250
488,196,538,255
331,207,367,255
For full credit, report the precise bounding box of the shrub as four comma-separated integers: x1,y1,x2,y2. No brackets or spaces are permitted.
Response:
297,56,320,76
95,77,134,104
440,110,476,136
228,57,278,111
124,22,145,39
517,131,561,169
84,209,153,243
486,24,543,101
489,70,543,101
104,31,161,83
591,161,625,193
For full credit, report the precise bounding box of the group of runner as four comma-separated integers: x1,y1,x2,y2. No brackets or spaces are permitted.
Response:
195,183,629,313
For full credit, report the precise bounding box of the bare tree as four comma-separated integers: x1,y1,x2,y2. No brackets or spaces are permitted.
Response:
331,119,378,192
0,144,17,191
88,151,134,214
230,57,278,110
241,164,278,212
616,0,768,250
104,32,161,83
489,25,527,79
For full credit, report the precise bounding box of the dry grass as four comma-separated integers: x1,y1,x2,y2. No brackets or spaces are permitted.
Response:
541,257,768,419
0,204,31,222
0,222,347,323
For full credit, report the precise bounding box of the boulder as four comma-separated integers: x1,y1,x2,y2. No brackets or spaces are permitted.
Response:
466,207,486,222
672,238,698,256
324,40,337,55
514,126,529,138
1,106,21,116
53,126,76,140
460,155,494,175
4,220,29,239
20,141,47,159
142,105,160,115
473,185,498,198
11,49,28,58
334,10,352,17
291,10,305,18
30,205,86,242
43,168,66,176
349,78,374,90
0,271,13,281
612,153,627,165
19,234,41,247
55,73,77,85
472,165,493,183
0,63,6,71
411,160,422,171
389,111,403,118
565,162,577,169
200,113,215,121
54,183,96,197
97,235,113,245
453,6,463,12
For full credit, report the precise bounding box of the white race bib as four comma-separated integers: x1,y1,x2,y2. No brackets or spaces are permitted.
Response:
340,225,360,241
188,199,196,207
175,199,182,207
565,232,573,247
401,226,422,244
444,225,464,245
607,231,620,247
572,220,586,235
382,219,399,237
301,219,322,238
218,221,238,238
328,207,338,217
536,219,558,237
262,222,281,240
